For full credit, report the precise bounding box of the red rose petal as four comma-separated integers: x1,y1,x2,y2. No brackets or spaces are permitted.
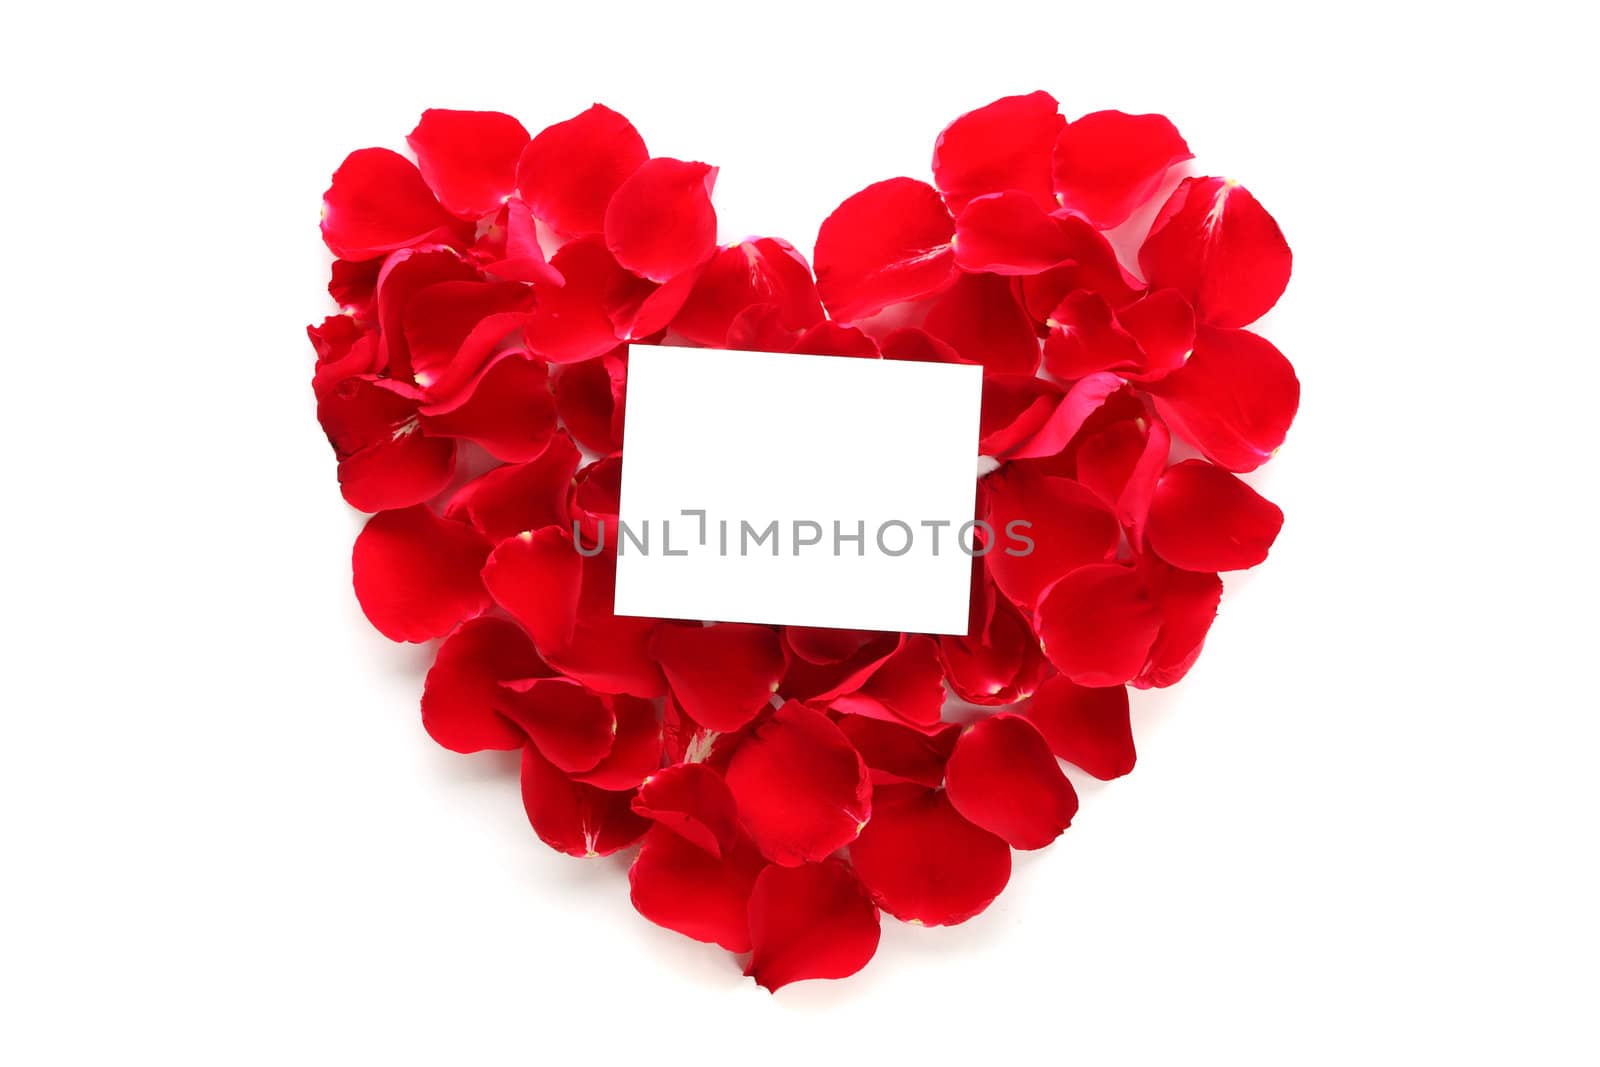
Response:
523,237,627,364
1035,563,1162,687
568,453,621,548
1146,326,1300,472
630,826,763,952
553,348,627,454
421,617,548,754
1052,110,1192,230
317,376,455,513
1016,218,1142,324
1147,459,1285,571
1117,288,1196,378
814,178,956,321
932,91,1064,214
835,715,959,789
519,745,648,858
498,677,617,773
515,104,648,237
1075,412,1171,545
419,352,556,463
603,158,718,283
651,623,786,733
952,191,1081,275
1135,562,1222,689
374,248,481,383
545,547,666,699
724,701,871,866
605,262,706,341
787,321,880,359
879,327,968,365
829,635,946,731
849,788,1011,925
320,147,455,260
406,108,530,219
1001,371,1125,461
1138,177,1292,328
746,859,880,991
572,694,661,790
478,198,564,287
631,762,740,857
1026,676,1135,780
941,567,1049,705
922,271,1040,375
673,238,824,346
984,466,1120,613
351,505,490,643
401,279,531,393
779,629,902,704
945,713,1078,850
443,432,579,542
481,526,583,652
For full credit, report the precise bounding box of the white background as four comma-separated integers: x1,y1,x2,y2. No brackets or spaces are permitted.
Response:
3,2,1596,1063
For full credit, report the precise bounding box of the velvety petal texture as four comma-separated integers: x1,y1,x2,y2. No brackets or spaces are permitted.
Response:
746,859,880,991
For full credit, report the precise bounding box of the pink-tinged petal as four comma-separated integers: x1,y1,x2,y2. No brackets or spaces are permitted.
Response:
828,635,946,731
1036,563,1162,687
788,321,880,359
1147,459,1284,571
443,432,579,541
941,565,1049,705
406,108,529,219
630,826,763,952
1002,371,1125,461
849,788,1010,925
984,467,1120,613
632,762,740,857
478,199,564,286
922,272,1040,375
1146,325,1299,471
573,694,661,790
553,348,627,454
1139,177,1292,328
1026,676,1135,779
746,859,880,991
945,713,1077,850
814,178,955,321
953,192,1081,275
835,716,959,789
519,745,648,858
932,91,1064,214
320,148,455,260
724,701,871,866
515,104,648,237
317,376,454,512
1134,562,1222,689
498,677,616,773
401,279,531,392
374,248,481,383
1053,110,1192,230
603,158,718,283
651,623,786,733
481,526,583,652
419,353,555,463
879,327,969,365
1017,218,1142,324
421,617,549,754
523,238,626,364
351,506,490,643
673,238,825,346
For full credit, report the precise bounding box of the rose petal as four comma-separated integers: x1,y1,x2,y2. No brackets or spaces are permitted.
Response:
932,91,1064,214
568,453,621,548
1016,218,1142,324
321,148,456,260
835,715,959,789
952,192,1082,275
922,271,1040,375
523,238,626,364
1052,110,1192,230
1035,563,1162,687
673,238,824,345
515,104,648,237
443,432,579,541
1146,325,1299,472
498,677,617,773
553,348,627,454
317,376,455,513
724,701,871,866
941,566,1049,705
374,248,480,382
605,263,705,341
351,505,490,643
419,352,555,462
406,108,530,219
519,744,648,858
945,713,1077,850
421,617,549,754
572,693,661,790
1138,177,1292,328
984,466,1120,613
651,622,786,733
478,198,564,286
1135,562,1222,689
1146,459,1285,571
1026,676,1135,779
401,279,531,392
849,787,1010,925
787,321,880,359
481,526,583,651
814,178,955,321
1075,411,1170,545
631,762,740,857
746,859,880,991
879,327,969,365
779,629,902,704
630,826,763,952
603,158,718,283
828,635,946,731
1002,371,1125,461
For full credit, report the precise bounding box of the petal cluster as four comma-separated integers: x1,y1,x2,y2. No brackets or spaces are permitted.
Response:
310,97,1296,991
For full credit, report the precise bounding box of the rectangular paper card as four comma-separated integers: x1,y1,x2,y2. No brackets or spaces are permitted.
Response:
613,344,983,634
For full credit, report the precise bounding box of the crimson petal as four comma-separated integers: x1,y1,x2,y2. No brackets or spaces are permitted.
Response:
850,788,1010,926
444,432,579,542
498,677,616,774
835,716,959,789
1026,676,1136,780
1052,110,1192,230
829,635,946,731
1146,326,1299,472
630,826,763,952
317,376,454,513
519,745,648,858
746,859,880,991
406,108,529,219
651,623,786,733
320,148,455,260
1138,177,1292,328
673,238,824,346
419,352,555,463
515,104,648,237
1035,563,1162,687
351,506,490,643
932,91,1063,214
984,467,1120,613
572,694,662,790
481,526,583,652
922,272,1040,375
945,714,1077,850
603,158,718,283
632,762,740,857
814,178,955,321
1135,562,1222,689
1147,459,1284,571
523,238,627,364
421,617,548,754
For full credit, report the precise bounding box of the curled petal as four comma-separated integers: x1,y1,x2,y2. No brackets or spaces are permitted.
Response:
546,546,666,698
1002,371,1125,461
406,108,529,219
632,762,740,857
814,178,955,321
1135,562,1222,689
651,623,786,733
849,788,1010,925
523,238,626,363
941,566,1048,705
746,859,880,991
1147,459,1284,571
945,713,1078,850
630,826,763,952
1036,563,1162,686
724,701,871,866
1146,326,1299,472
984,467,1120,613
554,348,627,454
835,716,959,789
1026,676,1135,780
673,238,824,345
933,91,1063,214
1139,177,1292,328
603,158,718,283
444,432,579,542
498,677,616,773
320,148,455,260
1044,290,1191,382
779,628,901,704
568,454,621,548
922,272,1040,375
1017,219,1142,324
516,104,648,237
953,192,1082,275
1052,110,1192,230
829,635,946,731
481,526,583,652
317,376,454,512
419,352,555,463
374,248,480,383
788,321,880,359
351,506,490,643
1075,412,1171,544
572,694,662,790
605,263,705,340
519,745,648,858
401,279,531,393
421,617,548,754
477,198,564,286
